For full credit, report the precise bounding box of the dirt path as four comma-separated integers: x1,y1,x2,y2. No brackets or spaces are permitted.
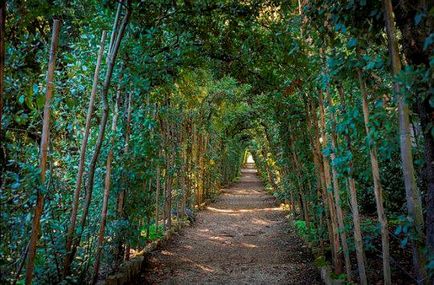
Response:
141,167,321,284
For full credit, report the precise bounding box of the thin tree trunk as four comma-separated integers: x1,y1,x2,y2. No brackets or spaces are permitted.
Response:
107,0,123,60
13,241,30,285
382,1,426,282
337,86,368,285
160,117,168,231
301,191,310,229
115,91,132,265
25,19,60,285
304,97,329,256
202,133,208,200
64,31,107,276
72,4,130,261
317,91,343,274
155,156,161,232
358,69,391,284
166,122,173,229
287,142,307,219
197,132,203,204
185,119,193,207
117,91,132,215
325,90,352,280
146,178,152,239
92,89,122,285
180,126,187,216
304,99,324,251
261,147,277,191
289,131,307,220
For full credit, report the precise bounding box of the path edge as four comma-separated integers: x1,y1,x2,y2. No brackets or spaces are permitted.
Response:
95,219,190,285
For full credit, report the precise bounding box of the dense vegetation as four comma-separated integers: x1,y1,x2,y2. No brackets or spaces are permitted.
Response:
0,0,433,284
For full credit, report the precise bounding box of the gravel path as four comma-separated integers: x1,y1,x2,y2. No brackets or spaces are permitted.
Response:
141,167,321,284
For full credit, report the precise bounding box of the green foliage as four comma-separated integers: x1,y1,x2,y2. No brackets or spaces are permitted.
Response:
1,0,433,283
143,224,164,241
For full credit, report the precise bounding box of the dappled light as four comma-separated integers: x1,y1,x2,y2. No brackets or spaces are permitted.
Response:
143,167,320,284
206,206,282,214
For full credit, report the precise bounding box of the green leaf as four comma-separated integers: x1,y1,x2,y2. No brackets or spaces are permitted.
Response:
33,84,39,94
423,33,434,50
11,181,20,189
414,12,424,25
36,95,45,108
18,95,25,104
347,38,358,48
334,23,347,33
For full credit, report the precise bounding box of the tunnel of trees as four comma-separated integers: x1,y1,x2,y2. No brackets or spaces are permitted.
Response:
0,0,433,284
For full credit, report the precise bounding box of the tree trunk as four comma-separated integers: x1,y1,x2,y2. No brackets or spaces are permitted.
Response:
288,131,307,222
197,132,204,204
393,1,434,282
304,98,324,251
404,3,433,277
185,119,193,207
146,178,152,239
92,88,122,285
317,91,343,274
107,0,123,59
261,147,277,191
358,69,391,284
72,4,130,261
180,125,187,217
337,86,368,285
382,1,426,282
117,91,132,216
304,97,330,257
114,91,133,266
64,31,107,276
325,90,352,280
25,19,61,285
155,155,161,232
167,121,174,229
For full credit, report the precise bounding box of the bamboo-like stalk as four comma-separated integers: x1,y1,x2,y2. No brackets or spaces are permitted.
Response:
92,88,122,285
25,19,61,285
358,69,391,285
325,90,352,280
337,86,368,285
64,31,107,276
72,2,131,262
382,1,426,283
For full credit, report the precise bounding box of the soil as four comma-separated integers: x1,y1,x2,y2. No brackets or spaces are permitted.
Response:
140,166,321,284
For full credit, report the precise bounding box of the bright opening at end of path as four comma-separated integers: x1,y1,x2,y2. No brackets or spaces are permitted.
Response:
247,153,254,163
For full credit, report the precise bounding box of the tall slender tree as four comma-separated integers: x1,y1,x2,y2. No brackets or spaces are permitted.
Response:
25,19,61,285
337,85,368,285
64,31,107,276
358,69,391,284
382,1,426,282
72,2,131,261
92,87,122,284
